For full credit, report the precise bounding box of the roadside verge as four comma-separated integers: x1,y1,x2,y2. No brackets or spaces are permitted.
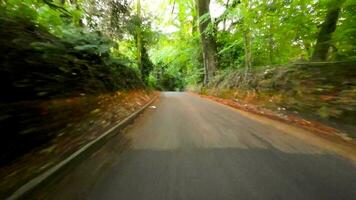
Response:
5,93,158,200
192,92,356,162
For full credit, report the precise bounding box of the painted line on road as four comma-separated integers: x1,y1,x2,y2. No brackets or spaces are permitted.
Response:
6,94,159,200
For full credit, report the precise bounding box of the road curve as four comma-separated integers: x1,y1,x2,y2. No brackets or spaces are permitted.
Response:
29,92,356,200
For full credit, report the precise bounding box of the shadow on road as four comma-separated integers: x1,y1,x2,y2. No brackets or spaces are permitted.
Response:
30,146,356,200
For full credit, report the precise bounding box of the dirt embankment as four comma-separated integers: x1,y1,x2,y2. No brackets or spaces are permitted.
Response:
195,62,356,138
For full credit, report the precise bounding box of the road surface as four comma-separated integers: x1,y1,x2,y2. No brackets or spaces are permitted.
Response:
29,92,356,200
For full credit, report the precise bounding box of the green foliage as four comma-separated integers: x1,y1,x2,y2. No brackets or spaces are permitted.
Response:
2,0,354,89
333,1,356,60
1,0,355,90
150,33,203,88
155,73,184,91
148,0,355,90
0,13,144,102
141,46,155,83
215,0,354,66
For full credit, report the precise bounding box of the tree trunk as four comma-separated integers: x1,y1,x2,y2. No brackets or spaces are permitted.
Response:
192,3,198,34
196,0,218,85
136,0,143,75
241,0,252,80
268,14,274,64
222,0,230,31
311,0,345,61
243,28,252,71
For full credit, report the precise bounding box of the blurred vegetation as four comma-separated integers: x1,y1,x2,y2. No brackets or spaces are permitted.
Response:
0,0,156,164
0,13,144,102
0,0,355,164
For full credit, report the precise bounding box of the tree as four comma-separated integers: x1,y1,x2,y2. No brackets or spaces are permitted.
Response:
136,0,143,74
196,0,218,85
240,0,252,76
311,0,346,61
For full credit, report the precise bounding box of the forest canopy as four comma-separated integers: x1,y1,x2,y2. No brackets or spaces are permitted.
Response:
148,0,355,87
1,0,354,90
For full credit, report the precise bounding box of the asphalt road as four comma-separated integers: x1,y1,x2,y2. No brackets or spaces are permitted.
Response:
30,92,356,200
